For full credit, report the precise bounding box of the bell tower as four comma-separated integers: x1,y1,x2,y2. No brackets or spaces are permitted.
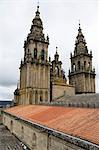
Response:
15,6,50,104
69,23,96,94
51,47,66,84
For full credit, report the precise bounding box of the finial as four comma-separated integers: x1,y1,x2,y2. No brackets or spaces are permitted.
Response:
56,46,58,53
79,20,80,28
37,0,39,11
35,1,40,16
78,20,82,32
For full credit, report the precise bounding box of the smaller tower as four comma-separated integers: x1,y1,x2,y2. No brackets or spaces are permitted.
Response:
69,23,96,94
50,47,68,100
51,47,66,83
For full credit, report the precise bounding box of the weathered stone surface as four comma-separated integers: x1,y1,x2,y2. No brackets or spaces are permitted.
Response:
69,24,95,94
50,93,99,108
0,125,29,150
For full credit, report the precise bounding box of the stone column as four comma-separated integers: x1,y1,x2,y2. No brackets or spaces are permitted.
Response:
26,63,30,88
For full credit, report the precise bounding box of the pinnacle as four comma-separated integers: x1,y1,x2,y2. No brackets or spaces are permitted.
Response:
35,4,40,17
74,23,88,55
56,46,58,54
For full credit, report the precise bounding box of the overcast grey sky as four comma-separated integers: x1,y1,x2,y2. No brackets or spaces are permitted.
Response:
0,0,99,100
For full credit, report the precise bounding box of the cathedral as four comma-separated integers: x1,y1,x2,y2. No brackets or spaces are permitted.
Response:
14,5,95,105
2,5,99,150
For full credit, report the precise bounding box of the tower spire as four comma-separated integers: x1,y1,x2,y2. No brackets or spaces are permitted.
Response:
78,20,82,32
79,20,80,28
35,1,40,16
37,1,39,6
37,0,39,12
56,46,58,54
54,46,59,62
74,22,88,55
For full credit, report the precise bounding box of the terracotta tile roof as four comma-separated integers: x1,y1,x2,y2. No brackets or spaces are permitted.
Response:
5,105,99,145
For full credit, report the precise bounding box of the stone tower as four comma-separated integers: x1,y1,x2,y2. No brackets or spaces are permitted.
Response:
51,47,67,84
69,24,96,94
50,47,75,100
15,6,50,104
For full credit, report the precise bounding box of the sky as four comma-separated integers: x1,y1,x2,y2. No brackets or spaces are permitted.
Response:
0,0,99,100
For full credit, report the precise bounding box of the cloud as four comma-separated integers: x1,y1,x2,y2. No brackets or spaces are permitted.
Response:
0,57,19,87
0,0,99,99
0,86,15,100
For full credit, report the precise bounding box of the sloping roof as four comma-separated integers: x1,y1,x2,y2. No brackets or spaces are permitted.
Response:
51,93,99,108
5,105,99,145
55,93,99,103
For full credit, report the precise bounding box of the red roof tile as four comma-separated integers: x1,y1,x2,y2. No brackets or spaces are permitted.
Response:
5,105,99,145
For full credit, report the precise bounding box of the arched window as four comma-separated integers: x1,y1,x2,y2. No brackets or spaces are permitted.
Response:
40,91,43,102
84,61,86,69
45,91,48,101
88,62,90,68
55,66,59,76
34,48,37,59
41,49,45,61
73,63,76,71
28,49,29,53
78,61,80,70
32,133,36,147
29,91,32,104
10,120,13,133
21,126,24,139
35,91,38,104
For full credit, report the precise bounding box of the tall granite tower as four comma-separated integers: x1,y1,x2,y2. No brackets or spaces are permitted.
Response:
14,6,50,104
69,24,96,94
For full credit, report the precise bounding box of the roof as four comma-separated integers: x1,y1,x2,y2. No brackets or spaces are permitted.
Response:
4,105,99,145
55,93,99,102
52,93,99,108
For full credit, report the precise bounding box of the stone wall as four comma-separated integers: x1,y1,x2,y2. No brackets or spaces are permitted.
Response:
18,62,50,105
3,114,47,150
3,112,99,150
48,135,84,150
52,82,75,100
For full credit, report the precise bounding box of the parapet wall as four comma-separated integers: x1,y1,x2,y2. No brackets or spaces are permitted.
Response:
52,82,75,100
2,111,99,150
